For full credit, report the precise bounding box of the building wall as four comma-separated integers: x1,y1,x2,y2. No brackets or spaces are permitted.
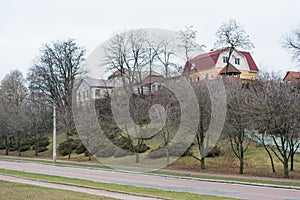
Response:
77,81,113,102
190,68,222,81
189,68,257,81
77,81,91,101
215,50,250,71
284,73,300,83
239,70,257,80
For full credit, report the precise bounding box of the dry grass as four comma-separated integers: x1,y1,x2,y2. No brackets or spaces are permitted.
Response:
168,139,300,179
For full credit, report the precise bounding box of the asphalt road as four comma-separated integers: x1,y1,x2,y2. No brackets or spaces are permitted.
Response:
0,160,299,200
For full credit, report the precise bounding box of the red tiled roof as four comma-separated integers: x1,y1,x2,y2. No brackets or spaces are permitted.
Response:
239,51,259,72
219,64,241,74
284,71,300,80
182,48,226,75
182,48,259,75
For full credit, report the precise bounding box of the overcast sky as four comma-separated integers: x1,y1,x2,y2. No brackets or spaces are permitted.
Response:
1,0,300,81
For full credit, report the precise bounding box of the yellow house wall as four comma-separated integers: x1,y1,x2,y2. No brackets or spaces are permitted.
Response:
239,70,257,80
189,68,257,81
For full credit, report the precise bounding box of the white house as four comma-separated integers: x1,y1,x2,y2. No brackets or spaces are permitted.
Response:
76,78,115,102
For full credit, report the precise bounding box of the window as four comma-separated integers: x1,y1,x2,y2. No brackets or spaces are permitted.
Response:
223,56,228,63
235,58,240,65
95,89,101,96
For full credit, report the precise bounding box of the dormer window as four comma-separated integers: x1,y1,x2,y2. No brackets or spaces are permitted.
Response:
223,56,228,63
235,58,240,65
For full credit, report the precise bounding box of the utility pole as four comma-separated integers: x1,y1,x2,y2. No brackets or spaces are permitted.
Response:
53,103,57,164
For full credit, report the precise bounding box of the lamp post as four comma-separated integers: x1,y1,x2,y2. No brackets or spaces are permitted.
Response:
53,102,57,164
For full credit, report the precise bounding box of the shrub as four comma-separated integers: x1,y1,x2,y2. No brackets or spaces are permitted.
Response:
22,139,35,147
37,147,48,153
148,148,166,159
9,143,17,151
20,145,31,152
38,137,50,147
58,139,81,156
206,146,221,157
75,143,87,154
134,144,150,153
0,142,5,150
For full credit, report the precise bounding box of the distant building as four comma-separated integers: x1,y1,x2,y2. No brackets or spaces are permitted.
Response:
182,48,259,82
76,78,115,102
283,71,300,83
108,70,165,95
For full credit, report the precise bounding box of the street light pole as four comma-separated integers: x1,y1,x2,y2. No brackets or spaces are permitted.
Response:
53,103,57,164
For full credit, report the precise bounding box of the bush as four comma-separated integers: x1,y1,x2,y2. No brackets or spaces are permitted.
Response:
0,142,5,150
20,145,31,152
148,148,166,159
134,144,150,153
38,137,50,147
206,146,221,157
22,139,35,147
75,143,87,154
37,147,48,153
9,144,17,152
58,139,81,156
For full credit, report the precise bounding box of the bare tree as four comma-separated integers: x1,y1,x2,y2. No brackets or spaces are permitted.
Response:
224,80,252,174
283,26,300,63
190,82,211,169
250,78,300,178
26,71,52,156
155,36,180,78
215,19,254,75
0,70,28,156
178,25,204,61
104,30,149,94
29,39,85,159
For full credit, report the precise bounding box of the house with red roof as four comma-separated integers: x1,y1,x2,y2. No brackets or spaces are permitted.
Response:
283,71,300,83
182,48,259,81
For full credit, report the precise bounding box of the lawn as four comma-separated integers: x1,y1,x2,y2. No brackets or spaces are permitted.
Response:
0,169,235,200
0,180,115,200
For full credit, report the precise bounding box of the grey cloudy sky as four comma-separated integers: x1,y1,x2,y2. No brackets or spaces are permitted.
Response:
1,0,300,81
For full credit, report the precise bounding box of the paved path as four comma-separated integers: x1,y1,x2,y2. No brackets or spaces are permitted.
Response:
0,174,162,200
0,160,300,200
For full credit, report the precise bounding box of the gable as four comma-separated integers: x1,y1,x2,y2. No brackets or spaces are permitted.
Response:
183,48,259,75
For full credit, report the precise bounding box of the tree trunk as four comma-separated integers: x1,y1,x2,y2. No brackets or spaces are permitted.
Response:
265,146,275,173
239,140,244,174
135,153,139,163
200,157,205,170
5,139,9,155
290,152,294,171
17,137,21,156
166,148,169,166
34,131,38,156
239,156,244,174
199,143,205,170
284,157,289,178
